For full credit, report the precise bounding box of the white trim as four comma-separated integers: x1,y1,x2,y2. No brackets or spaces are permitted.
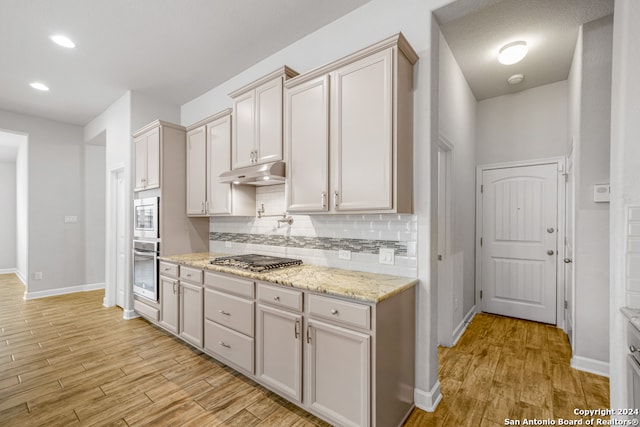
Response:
414,381,442,412
475,157,566,326
0,268,16,275
122,309,139,320
571,355,609,377
23,282,105,300
15,270,27,286
452,306,476,346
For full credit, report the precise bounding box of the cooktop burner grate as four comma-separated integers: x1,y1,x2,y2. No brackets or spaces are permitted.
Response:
210,254,303,272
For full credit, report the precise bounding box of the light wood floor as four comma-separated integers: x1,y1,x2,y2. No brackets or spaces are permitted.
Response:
1,274,609,426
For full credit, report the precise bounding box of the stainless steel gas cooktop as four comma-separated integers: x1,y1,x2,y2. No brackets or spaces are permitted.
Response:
210,254,303,272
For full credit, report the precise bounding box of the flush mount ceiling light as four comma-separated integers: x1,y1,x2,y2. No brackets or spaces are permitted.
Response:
498,41,528,65
507,73,525,85
50,34,76,48
30,82,50,91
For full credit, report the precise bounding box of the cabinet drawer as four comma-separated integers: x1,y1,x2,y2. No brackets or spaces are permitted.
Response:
159,262,179,278
308,294,371,330
258,283,303,312
205,271,254,298
205,320,254,373
205,289,254,337
134,299,159,322
180,266,203,284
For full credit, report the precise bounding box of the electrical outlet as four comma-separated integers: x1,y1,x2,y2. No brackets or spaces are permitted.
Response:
338,250,351,260
64,215,78,223
34,272,43,280
225,242,233,248
379,248,395,265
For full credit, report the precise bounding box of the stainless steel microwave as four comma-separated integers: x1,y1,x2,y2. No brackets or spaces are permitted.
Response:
133,197,159,239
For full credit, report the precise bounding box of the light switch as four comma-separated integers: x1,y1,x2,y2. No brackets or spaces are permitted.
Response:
593,184,610,203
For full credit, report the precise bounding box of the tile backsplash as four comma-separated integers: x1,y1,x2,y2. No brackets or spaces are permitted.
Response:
209,185,418,277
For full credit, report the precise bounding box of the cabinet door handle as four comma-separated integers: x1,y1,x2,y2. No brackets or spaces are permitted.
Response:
201,202,205,213
218,341,231,349
218,310,231,316
273,296,280,302
306,324,312,344
334,191,339,208
321,192,327,208
295,320,300,339
205,201,209,214
330,309,339,316
172,283,176,294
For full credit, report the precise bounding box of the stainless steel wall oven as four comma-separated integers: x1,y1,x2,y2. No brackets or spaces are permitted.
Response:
132,240,159,301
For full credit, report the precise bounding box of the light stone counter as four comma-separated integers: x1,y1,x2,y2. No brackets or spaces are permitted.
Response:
159,252,418,303
622,307,640,331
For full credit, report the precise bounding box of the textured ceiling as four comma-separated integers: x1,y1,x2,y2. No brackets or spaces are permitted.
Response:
0,0,370,125
437,0,614,100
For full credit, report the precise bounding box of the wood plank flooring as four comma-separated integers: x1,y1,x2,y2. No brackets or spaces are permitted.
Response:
0,274,609,426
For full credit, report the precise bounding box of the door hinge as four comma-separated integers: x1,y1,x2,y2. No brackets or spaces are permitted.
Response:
480,184,484,193
564,300,568,309
480,290,483,299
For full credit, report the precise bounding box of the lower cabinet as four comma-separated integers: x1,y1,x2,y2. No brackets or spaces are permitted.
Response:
179,281,203,347
256,303,303,402
159,276,179,333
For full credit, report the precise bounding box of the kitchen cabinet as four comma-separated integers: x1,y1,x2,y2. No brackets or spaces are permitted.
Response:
256,284,303,402
204,271,255,374
134,127,160,191
179,281,204,347
229,67,298,170
159,275,179,333
186,110,255,217
285,33,417,214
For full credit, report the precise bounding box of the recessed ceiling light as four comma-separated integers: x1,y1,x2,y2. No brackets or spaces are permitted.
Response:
50,34,76,48
498,41,528,65
30,82,50,91
507,74,525,85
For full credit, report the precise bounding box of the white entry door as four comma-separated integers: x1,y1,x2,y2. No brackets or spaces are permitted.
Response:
480,163,559,324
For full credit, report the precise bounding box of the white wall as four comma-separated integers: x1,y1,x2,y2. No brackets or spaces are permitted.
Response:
0,161,16,270
180,0,450,410
84,143,106,285
572,15,612,372
476,81,568,165
0,109,87,294
438,32,477,345
15,133,28,283
610,0,640,411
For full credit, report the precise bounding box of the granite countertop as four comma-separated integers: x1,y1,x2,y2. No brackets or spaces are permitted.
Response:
622,307,640,331
159,252,418,303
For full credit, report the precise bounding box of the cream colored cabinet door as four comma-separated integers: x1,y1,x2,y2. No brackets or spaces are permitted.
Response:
285,75,329,212
159,276,179,334
232,91,255,170
306,319,370,427
179,282,203,348
331,48,393,211
186,126,207,216
255,77,284,165
134,128,160,191
256,304,303,402
207,115,233,215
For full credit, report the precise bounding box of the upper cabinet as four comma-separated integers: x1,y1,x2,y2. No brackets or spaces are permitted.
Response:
186,110,255,217
134,127,160,191
229,67,298,170
285,33,418,214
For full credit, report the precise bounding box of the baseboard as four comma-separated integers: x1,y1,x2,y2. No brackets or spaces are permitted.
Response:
571,355,609,377
0,268,16,275
24,282,106,300
452,305,476,346
414,381,442,412
15,270,27,286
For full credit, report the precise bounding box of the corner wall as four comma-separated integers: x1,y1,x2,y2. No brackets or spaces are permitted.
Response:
0,161,16,270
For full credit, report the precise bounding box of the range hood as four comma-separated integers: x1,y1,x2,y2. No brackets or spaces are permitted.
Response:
219,161,286,186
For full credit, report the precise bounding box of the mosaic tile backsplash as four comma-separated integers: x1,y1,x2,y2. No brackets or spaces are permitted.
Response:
209,185,418,278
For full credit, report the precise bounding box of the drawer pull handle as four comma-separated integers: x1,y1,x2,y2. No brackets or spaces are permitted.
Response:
273,296,280,302
219,310,231,316
219,341,231,349
294,320,300,339
631,345,639,353
164,268,170,271
186,273,192,277
330,309,339,316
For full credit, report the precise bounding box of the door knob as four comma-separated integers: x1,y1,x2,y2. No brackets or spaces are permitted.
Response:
564,258,573,263
547,250,554,256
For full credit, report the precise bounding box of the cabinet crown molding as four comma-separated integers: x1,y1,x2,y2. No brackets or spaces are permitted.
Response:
133,120,186,137
186,108,233,132
228,66,299,98
285,32,418,88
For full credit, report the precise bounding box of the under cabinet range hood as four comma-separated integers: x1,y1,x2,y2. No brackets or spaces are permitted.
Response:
219,161,286,186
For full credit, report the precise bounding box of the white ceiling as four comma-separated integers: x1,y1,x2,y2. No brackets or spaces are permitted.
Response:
0,0,370,126
436,0,614,101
